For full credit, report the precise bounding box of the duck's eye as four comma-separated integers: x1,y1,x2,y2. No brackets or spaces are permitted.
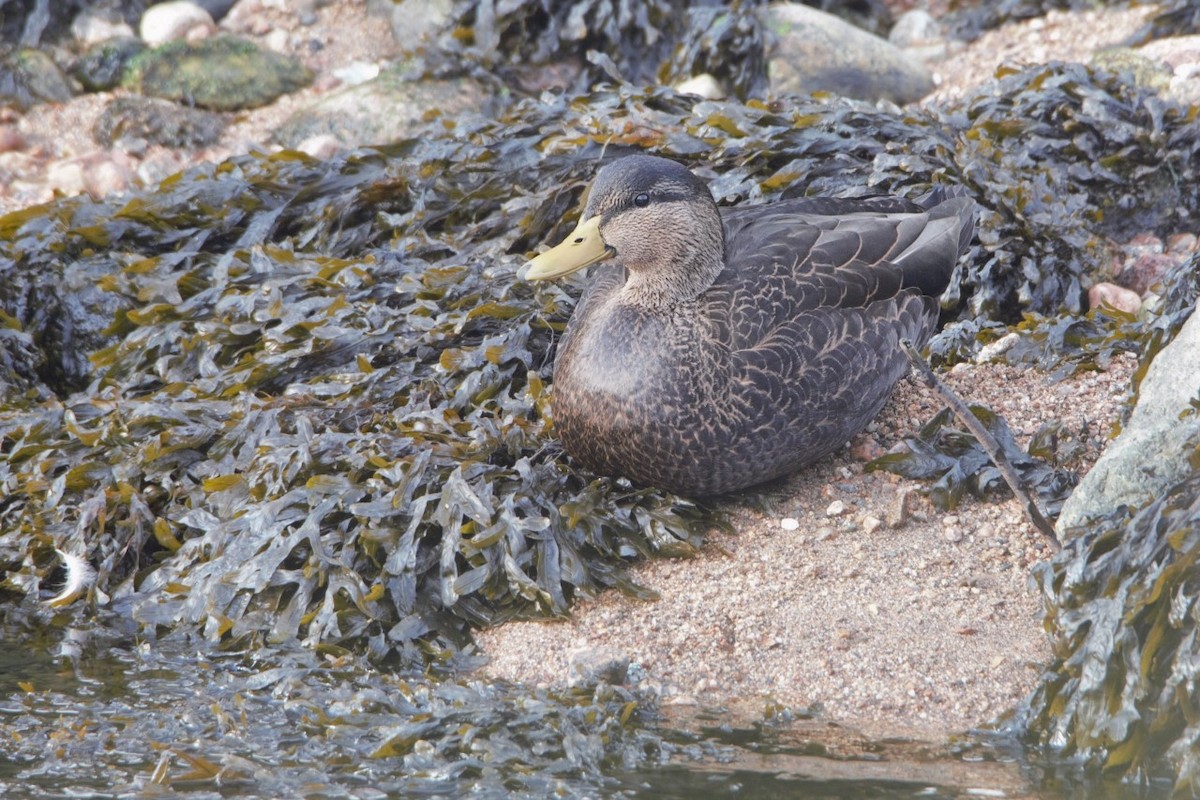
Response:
633,192,650,208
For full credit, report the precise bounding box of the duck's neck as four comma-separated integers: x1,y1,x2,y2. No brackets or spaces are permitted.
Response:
621,208,725,308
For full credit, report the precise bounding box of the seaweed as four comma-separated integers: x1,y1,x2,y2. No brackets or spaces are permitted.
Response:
867,405,1077,517
1,57,1198,683
1126,0,1200,45
1016,456,1200,793
442,0,769,99
948,61,1200,320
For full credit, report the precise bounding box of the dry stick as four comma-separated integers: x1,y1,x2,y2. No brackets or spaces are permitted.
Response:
899,339,1062,552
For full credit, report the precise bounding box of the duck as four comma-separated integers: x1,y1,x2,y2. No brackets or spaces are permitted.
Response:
525,155,975,496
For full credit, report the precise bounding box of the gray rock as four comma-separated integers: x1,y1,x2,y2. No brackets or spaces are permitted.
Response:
190,0,239,23
567,646,629,687
273,62,494,149
93,95,226,149
367,0,454,53
888,9,941,48
763,3,933,105
1057,308,1200,534
0,49,73,110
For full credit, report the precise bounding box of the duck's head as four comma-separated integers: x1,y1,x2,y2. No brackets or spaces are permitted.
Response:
526,155,725,303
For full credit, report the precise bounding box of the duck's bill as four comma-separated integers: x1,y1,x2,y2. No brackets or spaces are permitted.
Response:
525,215,613,280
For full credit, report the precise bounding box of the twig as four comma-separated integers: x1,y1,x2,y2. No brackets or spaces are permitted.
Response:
899,339,1061,552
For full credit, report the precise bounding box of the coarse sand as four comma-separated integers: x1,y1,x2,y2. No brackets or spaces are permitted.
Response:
475,357,1137,740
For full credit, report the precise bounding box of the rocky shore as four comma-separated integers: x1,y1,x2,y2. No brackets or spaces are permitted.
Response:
3,0,1198,744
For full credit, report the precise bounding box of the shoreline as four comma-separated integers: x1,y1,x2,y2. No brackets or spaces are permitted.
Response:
475,357,1135,741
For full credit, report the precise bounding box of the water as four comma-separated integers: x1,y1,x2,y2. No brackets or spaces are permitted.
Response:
0,619,1169,799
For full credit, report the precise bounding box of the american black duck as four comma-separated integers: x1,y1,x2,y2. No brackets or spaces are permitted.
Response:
526,155,975,496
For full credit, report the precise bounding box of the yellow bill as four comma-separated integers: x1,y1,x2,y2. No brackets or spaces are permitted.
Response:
525,216,613,280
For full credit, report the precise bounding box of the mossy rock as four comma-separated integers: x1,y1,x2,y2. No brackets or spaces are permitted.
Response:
0,48,73,110
123,35,313,111
73,36,146,93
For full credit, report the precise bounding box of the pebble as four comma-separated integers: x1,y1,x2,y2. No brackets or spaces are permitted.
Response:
1166,232,1197,254
71,9,137,44
861,515,883,534
675,73,725,99
140,1,216,46
46,160,86,197
296,134,343,159
1088,282,1141,314
825,500,847,517
885,487,916,529
780,517,800,532
85,156,134,199
849,436,885,461
975,332,1019,363
332,61,381,86
264,29,291,53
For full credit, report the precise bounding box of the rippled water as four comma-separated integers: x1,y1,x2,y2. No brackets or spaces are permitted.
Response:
0,617,1168,799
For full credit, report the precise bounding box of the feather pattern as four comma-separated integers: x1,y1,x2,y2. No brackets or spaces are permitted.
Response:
536,156,976,496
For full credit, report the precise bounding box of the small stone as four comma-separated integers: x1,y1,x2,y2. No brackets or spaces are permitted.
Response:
264,29,291,53
296,134,343,159
1165,232,1197,254
825,500,846,517
140,1,216,46
780,517,800,532
1089,282,1141,314
943,526,964,544
71,9,137,44
889,9,941,48
885,487,916,529
815,526,836,541
975,332,1020,363
85,156,133,199
675,73,725,99
861,515,883,534
47,160,86,197
867,603,880,616
849,436,884,461
567,646,629,688
332,61,381,87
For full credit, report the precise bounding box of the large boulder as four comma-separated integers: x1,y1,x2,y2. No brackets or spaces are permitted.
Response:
764,4,933,105
1057,306,1200,533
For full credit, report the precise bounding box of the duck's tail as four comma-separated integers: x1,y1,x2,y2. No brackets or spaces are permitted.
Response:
892,186,977,298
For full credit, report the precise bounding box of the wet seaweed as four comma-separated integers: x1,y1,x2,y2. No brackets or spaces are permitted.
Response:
866,405,1077,517
1,59,1198,683
948,60,1200,320
1017,456,1200,794
442,0,769,99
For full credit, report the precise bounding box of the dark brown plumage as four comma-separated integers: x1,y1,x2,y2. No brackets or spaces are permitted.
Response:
526,155,975,496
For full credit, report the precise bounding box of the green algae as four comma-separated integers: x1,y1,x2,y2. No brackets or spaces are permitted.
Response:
123,36,313,111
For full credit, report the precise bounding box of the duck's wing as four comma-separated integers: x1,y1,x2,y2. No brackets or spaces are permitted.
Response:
727,294,938,440
711,191,974,350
